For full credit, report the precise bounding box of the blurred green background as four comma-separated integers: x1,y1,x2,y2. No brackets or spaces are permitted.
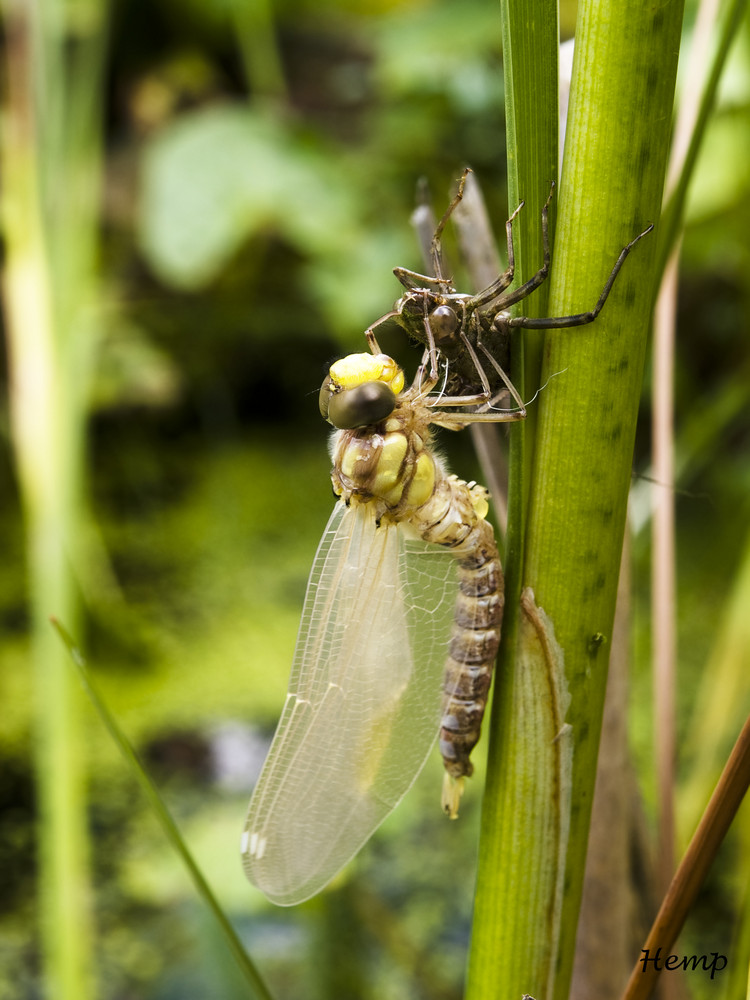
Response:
0,0,749,997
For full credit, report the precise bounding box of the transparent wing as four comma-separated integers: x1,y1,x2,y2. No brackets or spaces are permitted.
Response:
241,500,457,905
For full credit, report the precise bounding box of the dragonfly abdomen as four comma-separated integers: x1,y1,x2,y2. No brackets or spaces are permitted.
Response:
409,473,503,816
435,514,503,817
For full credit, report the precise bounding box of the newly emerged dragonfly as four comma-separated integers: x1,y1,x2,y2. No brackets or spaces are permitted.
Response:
369,168,653,407
241,351,513,905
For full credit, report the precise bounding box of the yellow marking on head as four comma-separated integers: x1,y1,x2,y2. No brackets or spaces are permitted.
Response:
329,353,405,396
405,451,435,507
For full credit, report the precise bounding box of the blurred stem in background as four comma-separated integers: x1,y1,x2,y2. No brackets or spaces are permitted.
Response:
0,0,110,996
229,0,288,105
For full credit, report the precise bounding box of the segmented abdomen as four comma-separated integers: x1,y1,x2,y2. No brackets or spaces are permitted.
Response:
331,401,504,816
415,476,503,815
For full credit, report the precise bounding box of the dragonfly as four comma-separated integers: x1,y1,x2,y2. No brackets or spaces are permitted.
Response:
241,173,652,907
368,168,653,407
241,350,513,906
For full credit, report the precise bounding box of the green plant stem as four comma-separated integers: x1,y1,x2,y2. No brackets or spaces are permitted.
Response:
230,0,288,105
1,1,109,996
523,1,685,997
1,93,94,1000
466,1,559,998
470,0,686,996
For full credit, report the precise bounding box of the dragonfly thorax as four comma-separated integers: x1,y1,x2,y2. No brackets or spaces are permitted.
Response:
331,403,438,513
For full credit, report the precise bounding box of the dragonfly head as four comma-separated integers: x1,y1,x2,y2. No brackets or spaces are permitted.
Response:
320,353,404,429
428,304,464,358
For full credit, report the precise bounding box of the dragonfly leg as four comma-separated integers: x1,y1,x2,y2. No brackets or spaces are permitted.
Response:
365,310,400,355
501,222,654,333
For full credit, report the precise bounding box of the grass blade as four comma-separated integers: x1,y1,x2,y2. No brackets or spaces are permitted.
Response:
51,618,275,1000
466,0,559,996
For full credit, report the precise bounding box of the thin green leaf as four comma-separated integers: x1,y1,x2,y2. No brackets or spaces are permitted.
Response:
656,0,748,280
467,0,559,997
51,618,275,1000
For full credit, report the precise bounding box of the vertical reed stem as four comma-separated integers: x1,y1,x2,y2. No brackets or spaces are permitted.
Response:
1,1,109,995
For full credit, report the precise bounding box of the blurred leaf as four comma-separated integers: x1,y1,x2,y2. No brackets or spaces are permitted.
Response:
374,0,502,109
138,106,356,289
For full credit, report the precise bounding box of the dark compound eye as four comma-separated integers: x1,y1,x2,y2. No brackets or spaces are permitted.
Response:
322,380,397,429
429,305,460,349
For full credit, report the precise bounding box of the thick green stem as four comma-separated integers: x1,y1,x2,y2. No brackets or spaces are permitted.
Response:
468,0,685,997
525,2,685,998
